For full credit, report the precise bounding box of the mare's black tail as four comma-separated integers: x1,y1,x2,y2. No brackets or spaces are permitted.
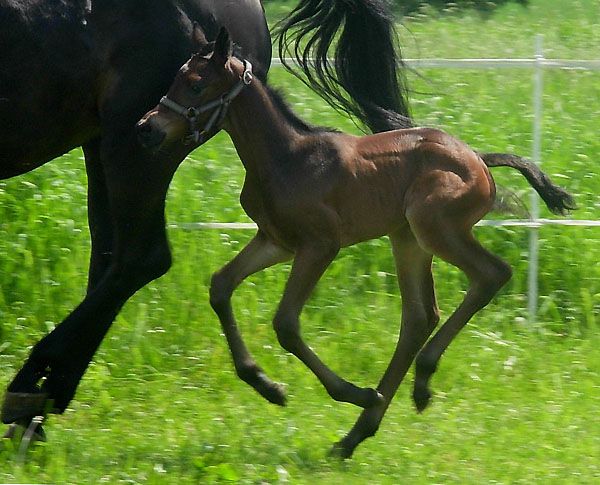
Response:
275,0,411,133
480,153,577,216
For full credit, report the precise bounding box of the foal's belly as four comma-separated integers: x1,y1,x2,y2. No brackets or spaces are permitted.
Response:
338,208,408,247
332,171,410,246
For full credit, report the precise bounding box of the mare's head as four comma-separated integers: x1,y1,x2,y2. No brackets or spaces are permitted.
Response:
136,26,252,152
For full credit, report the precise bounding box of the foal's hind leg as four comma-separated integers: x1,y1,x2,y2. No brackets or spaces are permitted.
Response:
273,243,383,408
333,230,439,458
410,222,512,412
210,231,292,406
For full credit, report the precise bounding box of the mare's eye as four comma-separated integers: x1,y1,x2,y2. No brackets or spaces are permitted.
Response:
191,84,203,94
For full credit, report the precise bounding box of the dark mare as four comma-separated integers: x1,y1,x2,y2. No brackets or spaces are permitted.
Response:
1,0,411,441
137,26,576,458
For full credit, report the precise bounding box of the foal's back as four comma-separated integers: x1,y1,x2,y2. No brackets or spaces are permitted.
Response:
320,127,496,247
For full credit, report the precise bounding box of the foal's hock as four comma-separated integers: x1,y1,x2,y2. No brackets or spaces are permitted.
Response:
138,26,576,458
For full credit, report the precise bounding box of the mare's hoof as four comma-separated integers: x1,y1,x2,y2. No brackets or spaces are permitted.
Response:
3,418,46,443
1,392,50,424
3,416,47,462
413,387,432,413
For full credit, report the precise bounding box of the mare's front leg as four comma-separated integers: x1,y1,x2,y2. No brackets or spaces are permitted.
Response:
1,138,116,440
84,138,115,292
2,131,179,427
209,231,292,405
273,241,383,409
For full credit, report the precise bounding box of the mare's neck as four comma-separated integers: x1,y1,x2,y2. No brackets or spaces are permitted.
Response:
222,80,304,178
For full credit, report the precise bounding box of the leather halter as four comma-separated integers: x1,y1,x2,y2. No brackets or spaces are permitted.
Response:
159,59,253,145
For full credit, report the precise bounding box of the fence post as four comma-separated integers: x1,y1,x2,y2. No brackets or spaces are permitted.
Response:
528,34,544,320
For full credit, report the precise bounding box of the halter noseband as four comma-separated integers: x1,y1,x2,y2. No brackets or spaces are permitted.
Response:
159,59,253,145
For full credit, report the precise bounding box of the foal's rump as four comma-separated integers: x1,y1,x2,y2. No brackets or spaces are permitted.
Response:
352,127,575,235
405,130,497,232
329,128,496,246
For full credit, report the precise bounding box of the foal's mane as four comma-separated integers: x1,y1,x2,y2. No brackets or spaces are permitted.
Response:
263,82,338,135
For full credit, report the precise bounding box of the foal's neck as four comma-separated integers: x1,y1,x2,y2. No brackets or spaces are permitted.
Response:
222,78,310,177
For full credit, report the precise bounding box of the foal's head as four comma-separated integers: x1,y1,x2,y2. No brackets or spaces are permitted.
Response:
136,26,251,152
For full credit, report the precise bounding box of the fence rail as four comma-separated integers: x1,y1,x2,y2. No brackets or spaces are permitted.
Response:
173,36,599,319
169,219,600,231
272,58,600,70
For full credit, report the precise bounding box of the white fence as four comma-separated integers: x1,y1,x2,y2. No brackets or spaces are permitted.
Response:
171,36,600,319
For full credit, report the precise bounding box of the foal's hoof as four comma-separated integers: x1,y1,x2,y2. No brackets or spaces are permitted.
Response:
369,389,385,407
257,381,287,407
330,383,384,409
350,387,384,409
1,392,50,424
413,387,432,413
240,365,287,406
329,440,354,460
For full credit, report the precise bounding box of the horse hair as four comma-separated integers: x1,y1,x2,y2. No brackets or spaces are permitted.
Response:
274,0,412,134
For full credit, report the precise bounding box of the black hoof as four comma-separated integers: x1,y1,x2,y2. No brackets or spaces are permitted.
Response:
258,381,287,407
368,389,385,408
1,392,50,424
413,387,432,413
239,365,287,406
343,386,384,409
329,440,354,460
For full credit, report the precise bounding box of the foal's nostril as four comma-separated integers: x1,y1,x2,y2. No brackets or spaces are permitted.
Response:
136,120,164,150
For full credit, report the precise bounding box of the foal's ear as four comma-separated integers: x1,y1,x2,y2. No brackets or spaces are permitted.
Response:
192,22,208,50
212,26,233,66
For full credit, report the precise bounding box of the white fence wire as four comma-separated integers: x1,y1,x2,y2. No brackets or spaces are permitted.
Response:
170,35,599,319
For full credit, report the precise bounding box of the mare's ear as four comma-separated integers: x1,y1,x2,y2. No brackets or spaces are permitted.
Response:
212,26,233,66
192,22,208,51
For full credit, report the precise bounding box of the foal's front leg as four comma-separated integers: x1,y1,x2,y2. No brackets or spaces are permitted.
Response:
209,231,292,405
273,243,384,409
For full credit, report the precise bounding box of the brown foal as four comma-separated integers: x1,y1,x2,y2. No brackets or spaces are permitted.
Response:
137,27,575,458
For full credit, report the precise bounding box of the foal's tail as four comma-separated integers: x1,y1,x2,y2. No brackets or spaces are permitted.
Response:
480,153,577,216
274,0,412,133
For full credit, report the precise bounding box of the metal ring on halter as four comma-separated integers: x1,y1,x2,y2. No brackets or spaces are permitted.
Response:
242,67,253,86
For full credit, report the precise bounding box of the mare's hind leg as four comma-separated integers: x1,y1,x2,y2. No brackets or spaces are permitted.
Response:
334,229,439,458
410,220,512,412
210,231,292,406
273,243,383,409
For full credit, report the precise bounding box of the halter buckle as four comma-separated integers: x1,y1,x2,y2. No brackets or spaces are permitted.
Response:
243,68,253,86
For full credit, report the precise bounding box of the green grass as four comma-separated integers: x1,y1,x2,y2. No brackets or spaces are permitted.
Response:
1,0,600,482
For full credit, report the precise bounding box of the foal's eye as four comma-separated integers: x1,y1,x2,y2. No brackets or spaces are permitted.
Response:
191,84,203,94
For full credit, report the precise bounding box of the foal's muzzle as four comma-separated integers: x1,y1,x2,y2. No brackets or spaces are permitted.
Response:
136,116,167,151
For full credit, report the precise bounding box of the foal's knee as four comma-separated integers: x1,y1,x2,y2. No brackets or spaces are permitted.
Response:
273,312,301,354
209,271,233,313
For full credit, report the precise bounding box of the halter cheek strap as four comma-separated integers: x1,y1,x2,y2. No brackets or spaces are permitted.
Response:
160,59,253,145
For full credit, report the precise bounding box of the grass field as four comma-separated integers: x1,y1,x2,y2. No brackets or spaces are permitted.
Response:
1,0,599,482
